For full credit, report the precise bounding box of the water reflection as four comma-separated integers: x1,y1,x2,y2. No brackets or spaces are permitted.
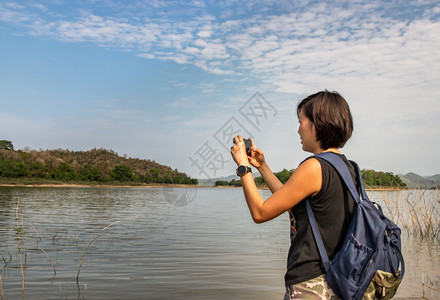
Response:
0,187,438,299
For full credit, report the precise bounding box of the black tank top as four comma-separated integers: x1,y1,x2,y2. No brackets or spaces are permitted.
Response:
284,153,356,286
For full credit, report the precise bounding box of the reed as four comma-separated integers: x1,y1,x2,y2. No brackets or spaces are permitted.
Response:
0,272,3,300
31,226,41,248
31,225,56,277
2,200,139,298
76,215,138,288
421,273,440,300
15,200,25,300
0,200,58,299
379,188,440,239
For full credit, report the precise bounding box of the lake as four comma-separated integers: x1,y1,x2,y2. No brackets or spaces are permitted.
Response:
0,187,439,299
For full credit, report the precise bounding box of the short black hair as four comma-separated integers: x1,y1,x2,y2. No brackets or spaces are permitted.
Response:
297,90,353,150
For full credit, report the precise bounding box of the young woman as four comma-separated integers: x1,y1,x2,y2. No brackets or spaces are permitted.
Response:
230,90,356,299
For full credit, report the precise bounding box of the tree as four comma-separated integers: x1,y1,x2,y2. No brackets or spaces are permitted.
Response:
79,165,104,182
50,162,78,180
0,140,13,150
150,168,160,182
275,168,294,183
254,168,295,186
228,179,242,187
0,160,27,177
111,165,134,181
215,180,229,186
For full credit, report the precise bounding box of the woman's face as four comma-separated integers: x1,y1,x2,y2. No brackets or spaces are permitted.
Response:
298,110,319,153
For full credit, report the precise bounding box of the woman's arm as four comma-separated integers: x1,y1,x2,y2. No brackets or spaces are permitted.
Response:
246,139,283,193
231,136,322,223
256,161,283,193
241,158,322,223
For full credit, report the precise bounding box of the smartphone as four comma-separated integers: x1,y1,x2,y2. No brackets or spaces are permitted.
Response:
244,138,252,156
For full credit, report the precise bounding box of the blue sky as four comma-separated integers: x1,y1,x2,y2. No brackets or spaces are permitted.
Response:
0,0,439,180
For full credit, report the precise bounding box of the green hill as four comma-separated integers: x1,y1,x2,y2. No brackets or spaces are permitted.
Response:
0,147,198,185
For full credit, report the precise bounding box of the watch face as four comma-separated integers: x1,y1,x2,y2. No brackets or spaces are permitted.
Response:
238,165,246,175
237,165,251,176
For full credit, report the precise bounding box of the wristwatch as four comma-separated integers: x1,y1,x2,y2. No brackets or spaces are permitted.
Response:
236,165,252,177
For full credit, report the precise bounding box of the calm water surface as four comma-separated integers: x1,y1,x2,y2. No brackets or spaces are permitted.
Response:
0,187,439,299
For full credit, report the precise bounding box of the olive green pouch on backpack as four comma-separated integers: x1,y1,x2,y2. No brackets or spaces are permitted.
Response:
363,270,402,300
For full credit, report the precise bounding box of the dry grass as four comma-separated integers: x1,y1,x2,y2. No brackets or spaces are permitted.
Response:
422,273,440,299
379,188,440,239
15,200,25,300
1,200,138,299
76,215,138,285
0,272,3,300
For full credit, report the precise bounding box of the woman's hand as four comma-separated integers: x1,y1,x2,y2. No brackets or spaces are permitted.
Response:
231,136,266,168
247,138,266,169
231,135,250,166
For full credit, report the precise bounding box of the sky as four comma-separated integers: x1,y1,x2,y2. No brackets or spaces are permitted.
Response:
0,0,439,180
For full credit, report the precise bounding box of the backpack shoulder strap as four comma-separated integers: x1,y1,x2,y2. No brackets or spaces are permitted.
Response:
305,199,331,272
305,152,363,273
349,160,370,202
314,152,362,203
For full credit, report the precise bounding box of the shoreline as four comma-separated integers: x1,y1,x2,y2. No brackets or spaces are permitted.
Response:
0,182,407,191
0,183,203,189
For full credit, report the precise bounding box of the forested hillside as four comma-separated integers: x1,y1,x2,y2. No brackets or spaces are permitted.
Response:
0,146,198,185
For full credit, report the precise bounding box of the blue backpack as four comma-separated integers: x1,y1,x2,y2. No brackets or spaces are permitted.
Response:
305,152,405,300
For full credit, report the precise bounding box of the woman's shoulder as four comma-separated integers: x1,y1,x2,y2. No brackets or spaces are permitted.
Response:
285,157,323,199
309,152,357,184
297,155,322,173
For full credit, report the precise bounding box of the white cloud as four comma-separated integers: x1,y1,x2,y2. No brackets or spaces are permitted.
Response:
1,0,439,175
197,30,211,38
183,46,201,55
0,2,30,23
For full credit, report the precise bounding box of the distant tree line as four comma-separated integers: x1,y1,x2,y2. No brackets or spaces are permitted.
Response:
361,169,406,188
0,141,198,185
215,167,406,189
215,168,295,187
